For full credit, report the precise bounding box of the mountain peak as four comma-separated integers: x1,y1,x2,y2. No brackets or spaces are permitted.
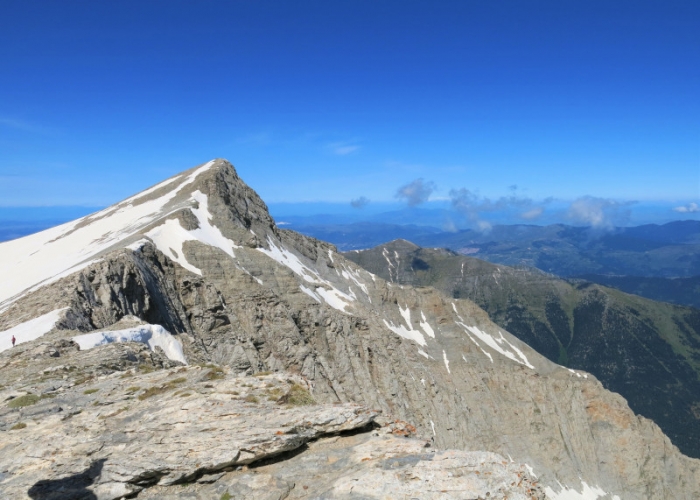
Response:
0,158,275,309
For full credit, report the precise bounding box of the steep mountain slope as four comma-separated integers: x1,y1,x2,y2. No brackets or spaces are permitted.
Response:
344,240,700,459
1,159,699,499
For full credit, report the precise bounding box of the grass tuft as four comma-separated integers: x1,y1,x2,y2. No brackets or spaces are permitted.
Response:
279,383,316,406
8,394,40,408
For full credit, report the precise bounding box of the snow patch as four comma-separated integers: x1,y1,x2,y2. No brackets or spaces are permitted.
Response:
0,308,67,352
258,237,324,284
315,287,354,312
463,324,534,369
419,311,435,338
382,319,427,346
430,420,436,436
146,218,200,274
567,368,589,379
300,285,321,302
72,324,187,365
417,349,431,359
524,464,537,478
544,481,620,500
399,304,412,329
443,350,450,374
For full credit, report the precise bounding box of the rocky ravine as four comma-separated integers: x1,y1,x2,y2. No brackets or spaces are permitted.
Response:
1,159,699,499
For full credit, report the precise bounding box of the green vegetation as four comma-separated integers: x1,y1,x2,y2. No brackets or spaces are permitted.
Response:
8,394,40,408
83,388,100,395
220,492,232,500
244,394,259,403
280,383,315,406
10,422,27,430
204,365,225,380
138,385,169,400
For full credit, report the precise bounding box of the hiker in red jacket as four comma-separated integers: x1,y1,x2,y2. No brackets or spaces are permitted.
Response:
11,335,15,347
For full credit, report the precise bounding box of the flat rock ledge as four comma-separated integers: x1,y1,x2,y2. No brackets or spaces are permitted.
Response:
1,351,543,499
1,365,376,499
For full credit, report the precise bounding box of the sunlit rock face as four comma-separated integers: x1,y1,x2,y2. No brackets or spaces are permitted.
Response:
1,159,699,499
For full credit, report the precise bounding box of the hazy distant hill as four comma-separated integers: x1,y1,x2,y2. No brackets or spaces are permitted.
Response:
575,274,700,309
345,239,700,459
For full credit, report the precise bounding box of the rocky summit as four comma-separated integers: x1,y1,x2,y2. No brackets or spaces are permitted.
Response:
1,159,699,499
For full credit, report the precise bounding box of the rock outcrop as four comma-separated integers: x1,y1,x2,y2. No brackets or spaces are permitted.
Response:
1,159,699,499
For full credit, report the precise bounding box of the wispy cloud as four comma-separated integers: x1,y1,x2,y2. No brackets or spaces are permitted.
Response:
449,186,551,231
673,202,699,213
350,196,370,209
396,178,436,206
567,196,635,229
328,141,361,155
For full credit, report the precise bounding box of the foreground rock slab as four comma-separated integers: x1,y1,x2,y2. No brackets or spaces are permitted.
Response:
1,363,377,499
139,431,545,500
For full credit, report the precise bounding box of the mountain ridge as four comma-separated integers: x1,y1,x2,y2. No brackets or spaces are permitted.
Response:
1,159,699,499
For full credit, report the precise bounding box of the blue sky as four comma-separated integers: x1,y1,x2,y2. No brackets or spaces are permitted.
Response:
1,1,698,228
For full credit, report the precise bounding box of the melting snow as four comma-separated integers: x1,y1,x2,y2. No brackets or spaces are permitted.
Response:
567,368,589,379
72,324,187,365
451,303,533,369
145,190,239,276
258,237,324,284
544,481,620,500
524,464,537,478
315,287,354,312
146,219,200,274
257,237,356,313
443,350,451,373
0,308,67,353
399,304,412,328
383,319,427,347
300,285,322,302
417,349,430,359
419,311,435,338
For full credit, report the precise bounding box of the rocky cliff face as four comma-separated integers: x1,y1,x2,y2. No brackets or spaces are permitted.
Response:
344,239,700,459
1,159,699,499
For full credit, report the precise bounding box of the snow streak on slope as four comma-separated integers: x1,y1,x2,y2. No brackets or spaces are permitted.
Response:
0,308,67,352
145,190,239,275
382,319,427,347
257,237,355,313
0,161,216,309
544,481,621,500
452,303,534,368
72,324,187,364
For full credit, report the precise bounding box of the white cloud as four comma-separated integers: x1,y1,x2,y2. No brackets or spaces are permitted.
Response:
397,178,436,206
673,202,699,213
567,196,635,229
520,207,545,220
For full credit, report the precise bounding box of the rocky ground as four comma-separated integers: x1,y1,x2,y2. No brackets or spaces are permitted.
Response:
0,340,543,499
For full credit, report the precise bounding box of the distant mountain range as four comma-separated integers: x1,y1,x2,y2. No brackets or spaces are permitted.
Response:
292,220,700,308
